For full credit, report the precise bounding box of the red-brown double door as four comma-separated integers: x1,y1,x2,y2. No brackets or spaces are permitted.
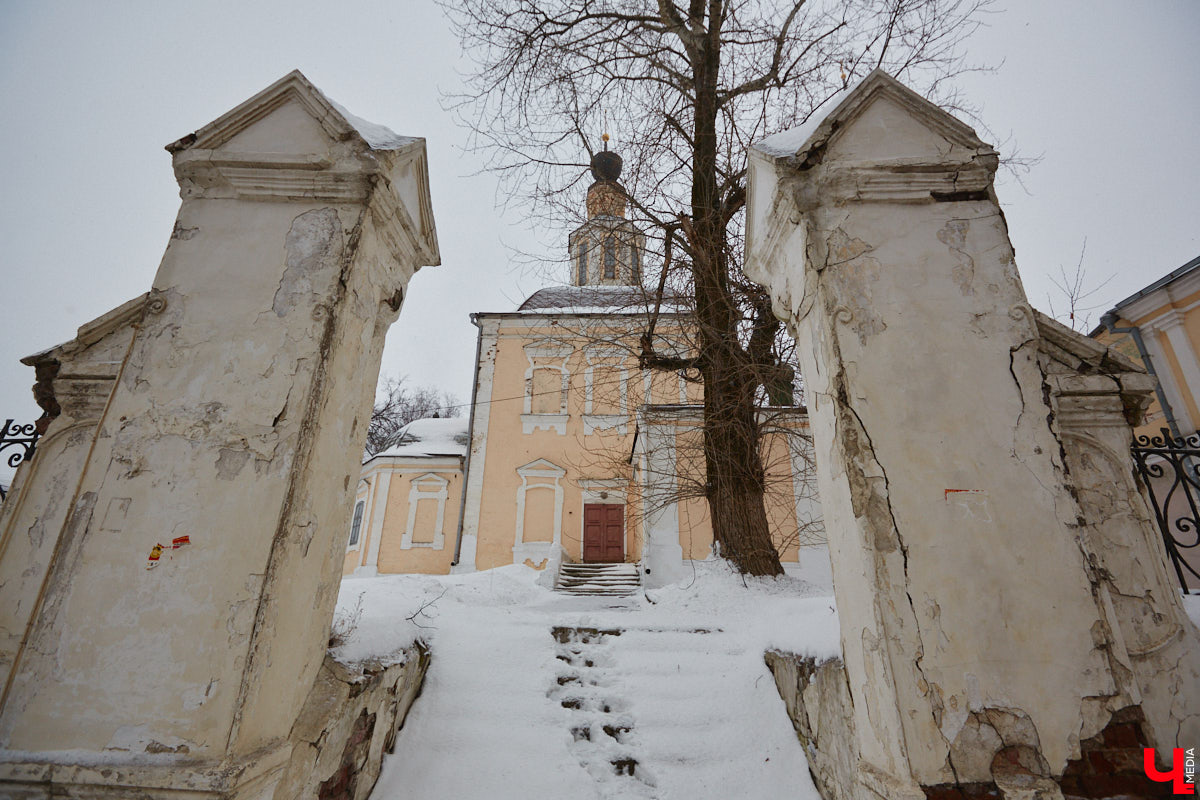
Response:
583,504,624,562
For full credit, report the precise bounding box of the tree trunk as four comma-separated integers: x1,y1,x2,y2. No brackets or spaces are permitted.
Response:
702,361,784,575
690,1,784,576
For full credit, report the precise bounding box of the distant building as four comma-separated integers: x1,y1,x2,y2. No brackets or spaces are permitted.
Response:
341,147,828,588
1093,254,1200,440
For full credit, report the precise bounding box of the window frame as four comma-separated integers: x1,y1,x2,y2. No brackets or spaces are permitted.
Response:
347,498,365,549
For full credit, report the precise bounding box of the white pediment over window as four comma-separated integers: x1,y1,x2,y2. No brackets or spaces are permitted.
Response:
517,458,566,478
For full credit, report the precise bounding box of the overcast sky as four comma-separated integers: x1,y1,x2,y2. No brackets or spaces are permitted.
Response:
0,0,1197,462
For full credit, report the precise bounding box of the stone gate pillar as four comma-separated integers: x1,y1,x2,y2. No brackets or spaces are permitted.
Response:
746,70,1199,798
0,71,438,798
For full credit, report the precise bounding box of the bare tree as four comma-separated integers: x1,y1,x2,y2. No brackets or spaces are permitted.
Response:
365,376,461,457
444,0,990,574
1045,239,1115,332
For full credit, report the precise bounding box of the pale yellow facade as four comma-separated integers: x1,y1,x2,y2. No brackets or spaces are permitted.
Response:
342,420,466,577
342,304,827,585
1093,254,1200,441
342,146,830,588
1091,254,1200,592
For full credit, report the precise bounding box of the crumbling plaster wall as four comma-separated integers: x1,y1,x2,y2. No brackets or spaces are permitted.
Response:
745,71,1199,798
764,652,858,800
0,195,390,758
1043,318,1200,766
0,72,439,800
0,295,145,695
790,196,1117,788
274,645,429,800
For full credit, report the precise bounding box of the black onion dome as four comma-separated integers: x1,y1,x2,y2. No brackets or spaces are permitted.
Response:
590,150,623,182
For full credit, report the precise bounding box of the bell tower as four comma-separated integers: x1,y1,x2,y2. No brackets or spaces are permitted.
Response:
568,135,646,287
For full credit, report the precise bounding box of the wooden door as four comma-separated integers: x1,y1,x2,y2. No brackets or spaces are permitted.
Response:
583,504,624,562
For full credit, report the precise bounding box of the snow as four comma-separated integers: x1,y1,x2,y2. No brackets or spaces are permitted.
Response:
521,306,664,315
327,99,419,151
333,560,839,799
752,80,860,159
371,417,469,460
515,285,690,316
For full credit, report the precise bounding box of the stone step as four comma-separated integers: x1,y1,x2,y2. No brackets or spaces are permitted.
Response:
555,561,642,596
557,587,639,596
559,569,639,576
557,574,640,582
559,566,643,573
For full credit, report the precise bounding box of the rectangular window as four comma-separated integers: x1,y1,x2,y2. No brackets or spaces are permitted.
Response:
604,239,616,279
577,242,588,284
590,366,623,415
348,499,365,547
522,487,556,543
411,496,439,544
531,368,562,414
631,246,640,283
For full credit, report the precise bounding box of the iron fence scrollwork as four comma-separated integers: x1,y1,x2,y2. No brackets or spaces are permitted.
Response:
0,419,40,502
1131,427,1200,594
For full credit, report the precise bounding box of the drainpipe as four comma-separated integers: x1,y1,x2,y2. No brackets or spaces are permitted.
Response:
451,313,485,567
1101,311,1183,441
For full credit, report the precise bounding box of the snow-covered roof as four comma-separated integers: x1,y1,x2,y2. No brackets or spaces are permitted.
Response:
751,68,988,164
167,70,422,155
327,99,419,150
372,417,469,460
753,81,857,159
514,285,689,315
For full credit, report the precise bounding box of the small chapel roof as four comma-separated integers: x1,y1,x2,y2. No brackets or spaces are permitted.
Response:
515,285,687,315
372,417,469,460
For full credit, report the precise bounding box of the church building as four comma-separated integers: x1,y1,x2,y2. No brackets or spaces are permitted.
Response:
342,144,829,589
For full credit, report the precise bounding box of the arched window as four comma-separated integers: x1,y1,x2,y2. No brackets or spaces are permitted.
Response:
577,241,589,284
347,499,365,547
604,238,616,279
631,245,640,283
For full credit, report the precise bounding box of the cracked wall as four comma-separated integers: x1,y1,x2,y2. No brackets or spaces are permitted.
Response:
0,72,439,800
274,644,429,800
0,295,144,697
745,71,1200,799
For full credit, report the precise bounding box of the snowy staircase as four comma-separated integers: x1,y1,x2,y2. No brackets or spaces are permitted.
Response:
375,600,820,798
556,562,641,596
548,623,814,798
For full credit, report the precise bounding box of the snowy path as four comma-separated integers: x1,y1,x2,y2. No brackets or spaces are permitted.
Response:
354,569,835,800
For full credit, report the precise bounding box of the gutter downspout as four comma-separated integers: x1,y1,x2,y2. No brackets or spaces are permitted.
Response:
451,313,485,567
1101,311,1183,441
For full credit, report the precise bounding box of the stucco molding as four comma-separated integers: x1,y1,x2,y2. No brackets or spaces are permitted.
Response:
788,433,826,548
401,473,449,550
522,339,572,425
456,319,500,572
1120,268,1200,325
513,459,566,562
1142,329,1196,433
582,344,629,428
360,471,391,572
521,413,569,435
583,345,627,362
633,411,686,587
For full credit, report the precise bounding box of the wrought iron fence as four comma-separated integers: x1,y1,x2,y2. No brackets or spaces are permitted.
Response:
1131,428,1200,594
0,419,40,502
